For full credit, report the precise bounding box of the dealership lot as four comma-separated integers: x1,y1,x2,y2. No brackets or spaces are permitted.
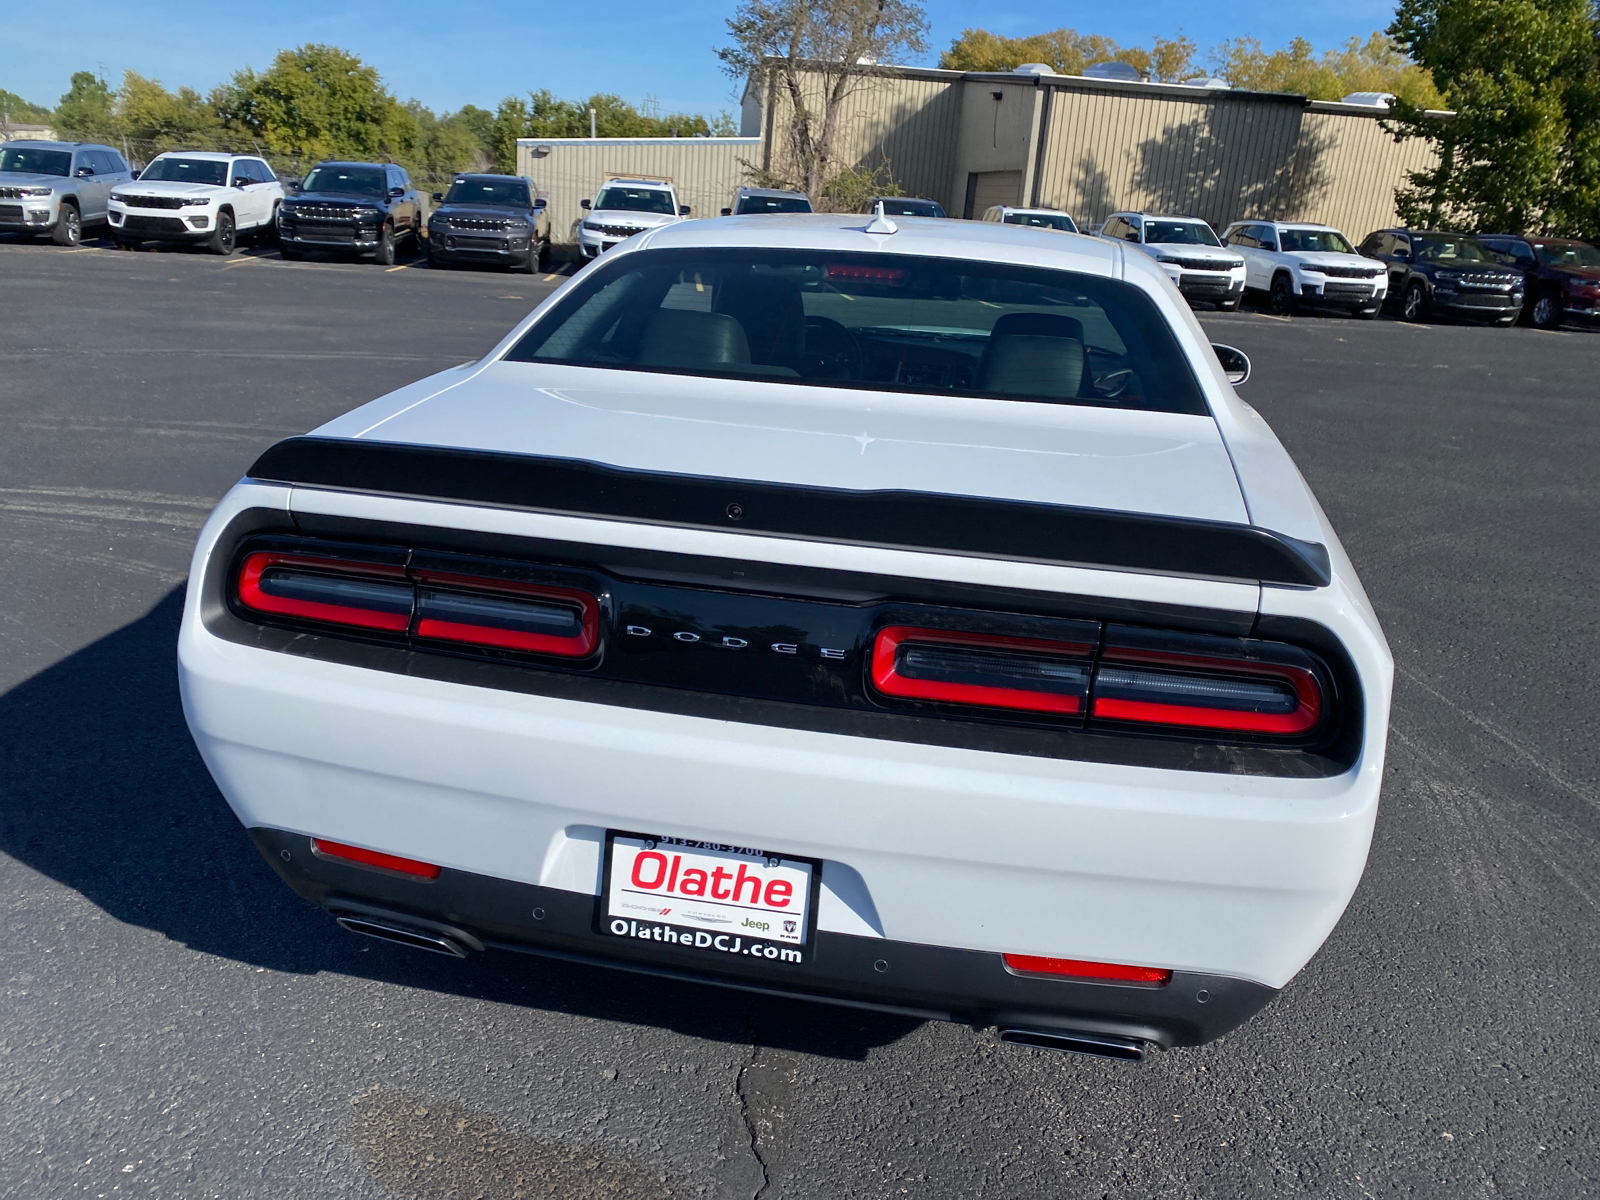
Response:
1,240,1596,1197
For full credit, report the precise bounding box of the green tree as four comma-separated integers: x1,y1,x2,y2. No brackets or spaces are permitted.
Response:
54,71,115,138
227,44,415,163
1212,33,1442,105
116,71,226,141
488,90,737,173
941,28,1197,81
1388,0,1600,236
0,88,52,123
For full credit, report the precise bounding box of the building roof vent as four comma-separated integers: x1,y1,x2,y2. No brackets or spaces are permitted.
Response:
1084,61,1144,83
1012,63,1057,76
1341,92,1395,108
1182,76,1231,89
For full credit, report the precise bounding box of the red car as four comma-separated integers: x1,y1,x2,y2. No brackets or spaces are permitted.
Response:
1478,235,1600,330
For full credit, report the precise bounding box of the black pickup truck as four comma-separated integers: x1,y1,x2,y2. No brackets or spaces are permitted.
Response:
277,161,421,265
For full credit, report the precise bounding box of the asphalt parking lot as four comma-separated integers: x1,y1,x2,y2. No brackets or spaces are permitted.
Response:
2,238,1597,1198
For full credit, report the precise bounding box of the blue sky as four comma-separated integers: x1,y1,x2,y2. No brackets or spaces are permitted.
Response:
3,1,1402,118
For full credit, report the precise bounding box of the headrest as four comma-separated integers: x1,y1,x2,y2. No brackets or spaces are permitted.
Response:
978,334,1086,399
987,312,1086,342
714,273,806,366
636,309,751,369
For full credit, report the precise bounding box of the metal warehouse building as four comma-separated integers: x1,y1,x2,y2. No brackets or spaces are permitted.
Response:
522,63,1441,244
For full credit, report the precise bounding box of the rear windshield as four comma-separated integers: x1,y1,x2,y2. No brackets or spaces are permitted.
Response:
737,195,812,214
1279,228,1354,254
1004,212,1077,232
0,146,71,176
139,156,228,185
302,166,385,197
878,199,945,218
1143,221,1221,246
445,178,530,207
506,248,1207,415
595,186,675,214
1535,242,1600,268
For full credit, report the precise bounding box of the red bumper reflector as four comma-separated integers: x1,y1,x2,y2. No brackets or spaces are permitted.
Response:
1002,954,1173,986
871,626,1093,715
311,839,442,879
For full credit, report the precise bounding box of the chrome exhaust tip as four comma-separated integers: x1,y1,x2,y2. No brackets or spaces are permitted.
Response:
998,1027,1148,1061
334,915,470,958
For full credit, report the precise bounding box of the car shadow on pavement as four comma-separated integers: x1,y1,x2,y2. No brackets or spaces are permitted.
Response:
0,588,918,1061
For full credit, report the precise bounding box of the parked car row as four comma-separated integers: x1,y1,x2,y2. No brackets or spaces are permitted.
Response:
1,138,554,273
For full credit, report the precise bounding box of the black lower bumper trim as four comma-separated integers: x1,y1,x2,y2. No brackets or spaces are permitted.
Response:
251,827,1278,1047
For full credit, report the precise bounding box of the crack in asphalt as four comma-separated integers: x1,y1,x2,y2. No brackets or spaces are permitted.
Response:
735,1001,772,1200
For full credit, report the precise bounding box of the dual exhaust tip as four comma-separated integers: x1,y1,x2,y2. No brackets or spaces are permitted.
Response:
329,909,1152,1062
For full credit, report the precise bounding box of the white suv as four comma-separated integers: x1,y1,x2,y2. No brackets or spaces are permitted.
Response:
1098,212,1246,310
1221,221,1387,318
109,152,284,255
981,205,1078,233
577,177,689,260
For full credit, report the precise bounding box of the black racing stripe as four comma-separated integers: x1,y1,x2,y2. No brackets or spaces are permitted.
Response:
247,436,1332,587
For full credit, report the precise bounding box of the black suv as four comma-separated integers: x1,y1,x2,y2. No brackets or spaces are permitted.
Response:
278,161,421,265
425,173,552,273
1358,228,1524,324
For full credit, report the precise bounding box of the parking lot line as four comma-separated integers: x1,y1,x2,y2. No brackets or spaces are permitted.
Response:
385,263,413,272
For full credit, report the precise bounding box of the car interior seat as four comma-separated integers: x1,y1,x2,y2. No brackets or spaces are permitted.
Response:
977,312,1087,399
713,274,806,369
635,309,752,370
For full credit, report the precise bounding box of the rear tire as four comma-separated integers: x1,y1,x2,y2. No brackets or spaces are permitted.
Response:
373,224,396,266
262,204,280,245
51,203,81,247
1402,280,1430,322
207,210,236,256
1267,273,1297,315
1529,291,1562,330
513,246,537,274
536,237,551,271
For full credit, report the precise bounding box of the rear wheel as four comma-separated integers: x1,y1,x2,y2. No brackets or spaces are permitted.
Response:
536,236,551,272
207,210,236,255
1402,280,1430,322
51,203,81,247
1529,291,1562,330
513,245,537,274
1267,273,1297,315
372,224,395,266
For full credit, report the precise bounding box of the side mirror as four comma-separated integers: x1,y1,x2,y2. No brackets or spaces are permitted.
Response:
1124,230,1140,242
431,191,444,202
579,198,591,210
389,186,405,198
234,177,249,189
1395,249,1412,262
287,180,302,194
76,166,94,178
720,207,732,216
679,205,691,216
533,197,546,209
1211,344,1251,386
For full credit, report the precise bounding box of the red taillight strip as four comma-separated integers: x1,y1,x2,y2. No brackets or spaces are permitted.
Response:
237,551,411,632
1090,649,1322,736
1002,954,1172,986
871,626,1093,715
311,839,442,879
412,572,599,657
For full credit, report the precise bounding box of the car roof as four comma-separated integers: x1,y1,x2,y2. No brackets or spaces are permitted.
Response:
5,140,105,149
310,161,390,169
1484,233,1586,246
632,212,1118,273
996,206,1068,215
453,172,525,182
604,178,673,189
150,150,247,161
738,186,807,199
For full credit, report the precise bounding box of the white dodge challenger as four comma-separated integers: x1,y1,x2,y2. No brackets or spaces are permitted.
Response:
179,212,1392,1061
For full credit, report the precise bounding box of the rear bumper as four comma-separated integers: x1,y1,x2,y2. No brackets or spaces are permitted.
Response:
249,826,1277,1047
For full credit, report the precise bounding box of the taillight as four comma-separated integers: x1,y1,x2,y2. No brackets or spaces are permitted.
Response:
414,574,598,657
1002,954,1172,987
311,838,442,879
1091,626,1323,736
871,626,1093,715
237,551,411,632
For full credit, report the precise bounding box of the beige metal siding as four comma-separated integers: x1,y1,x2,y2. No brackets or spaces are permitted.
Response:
1283,109,1440,240
517,137,760,245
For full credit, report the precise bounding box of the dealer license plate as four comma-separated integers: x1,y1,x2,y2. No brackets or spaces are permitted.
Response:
600,832,820,965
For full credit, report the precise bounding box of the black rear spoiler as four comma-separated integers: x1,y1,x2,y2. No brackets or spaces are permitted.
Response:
248,437,1332,588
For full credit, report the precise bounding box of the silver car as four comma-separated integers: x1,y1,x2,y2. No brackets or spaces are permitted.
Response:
0,140,134,246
